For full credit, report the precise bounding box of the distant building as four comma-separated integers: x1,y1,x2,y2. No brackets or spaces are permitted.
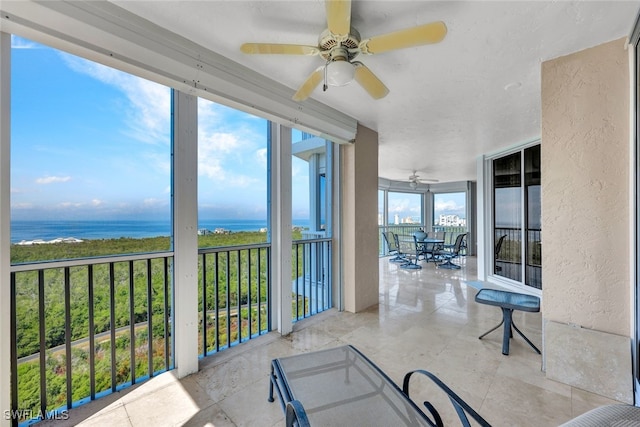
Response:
394,214,400,225
437,214,466,227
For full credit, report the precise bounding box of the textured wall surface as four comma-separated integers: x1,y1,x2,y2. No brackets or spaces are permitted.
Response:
541,37,630,334
342,124,380,313
541,38,631,402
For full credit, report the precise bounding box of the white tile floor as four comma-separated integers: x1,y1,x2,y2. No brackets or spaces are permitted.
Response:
42,256,621,427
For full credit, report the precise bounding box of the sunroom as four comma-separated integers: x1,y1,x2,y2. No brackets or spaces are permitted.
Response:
1,1,640,426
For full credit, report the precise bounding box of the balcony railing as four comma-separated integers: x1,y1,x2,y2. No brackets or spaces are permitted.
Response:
10,253,174,426
198,243,271,357
10,237,334,425
292,238,332,321
495,227,542,289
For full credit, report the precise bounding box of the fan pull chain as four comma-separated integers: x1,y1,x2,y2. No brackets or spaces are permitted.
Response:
323,60,330,92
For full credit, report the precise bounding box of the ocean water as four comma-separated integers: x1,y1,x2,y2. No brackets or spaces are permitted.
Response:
11,219,310,243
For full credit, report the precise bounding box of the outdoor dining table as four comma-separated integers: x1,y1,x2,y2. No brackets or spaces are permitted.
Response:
399,237,445,269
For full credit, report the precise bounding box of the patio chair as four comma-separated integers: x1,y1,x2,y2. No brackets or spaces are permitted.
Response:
400,235,424,270
495,234,507,273
412,229,428,259
422,230,446,263
383,231,406,263
431,230,446,242
436,233,467,269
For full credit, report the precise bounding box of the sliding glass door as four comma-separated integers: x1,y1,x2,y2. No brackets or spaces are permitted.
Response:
492,144,541,289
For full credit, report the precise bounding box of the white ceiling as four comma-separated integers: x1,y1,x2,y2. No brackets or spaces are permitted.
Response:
114,0,639,184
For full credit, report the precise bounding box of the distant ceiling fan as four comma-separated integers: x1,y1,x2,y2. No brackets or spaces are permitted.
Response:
240,0,447,101
407,171,439,188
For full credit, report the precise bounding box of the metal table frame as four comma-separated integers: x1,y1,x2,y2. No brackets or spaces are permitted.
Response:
399,237,445,270
268,344,491,426
475,288,541,356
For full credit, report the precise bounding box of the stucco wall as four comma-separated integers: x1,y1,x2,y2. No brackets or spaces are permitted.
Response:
541,37,629,333
342,124,380,313
541,37,631,401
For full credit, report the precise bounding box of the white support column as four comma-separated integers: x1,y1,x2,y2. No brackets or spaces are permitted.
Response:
269,122,293,334
331,141,344,311
476,155,487,280
466,180,477,256
342,124,379,313
172,90,199,378
309,154,319,231
424,190,432,230
0,32,11,427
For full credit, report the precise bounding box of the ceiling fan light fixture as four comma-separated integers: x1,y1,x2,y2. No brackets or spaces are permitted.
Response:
409,180,418,189
326,60,354,86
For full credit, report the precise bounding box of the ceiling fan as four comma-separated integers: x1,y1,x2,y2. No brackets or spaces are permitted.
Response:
407,171,439,188
240,0,447,101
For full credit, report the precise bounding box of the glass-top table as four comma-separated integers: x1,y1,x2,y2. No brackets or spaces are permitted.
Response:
269,345,433,426
399,237,445,269
268,345,491,426
475,288,541,355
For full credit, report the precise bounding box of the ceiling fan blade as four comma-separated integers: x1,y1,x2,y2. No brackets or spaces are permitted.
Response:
240,43,320,56
293,68,324,101
361,21,447,54
326,0,351,36
353,62,389,99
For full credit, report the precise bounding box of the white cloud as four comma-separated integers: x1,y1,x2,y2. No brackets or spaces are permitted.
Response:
11,203,34,209
198,156,225,180
198,101,223,125
59,51,269,196
143,198,168,207
197,129,263,187
388,198,415,214
36,176,71,184
58,202,84,208
59,53,170,145
434,199,462,211
226,175,260,188
11,36,40,49
197,100,269,188
256,148,267,167
199,131,241,155
91,199,103,207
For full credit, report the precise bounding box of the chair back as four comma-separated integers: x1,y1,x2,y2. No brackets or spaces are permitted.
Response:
392,232,402,250
432,231,446,241
383,231,398,252
452,233,467,255
495,235,507,258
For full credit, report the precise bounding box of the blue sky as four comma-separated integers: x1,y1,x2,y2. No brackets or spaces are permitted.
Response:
10,35,310,222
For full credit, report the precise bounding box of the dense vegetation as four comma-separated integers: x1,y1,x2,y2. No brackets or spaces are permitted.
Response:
12,230,305,421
